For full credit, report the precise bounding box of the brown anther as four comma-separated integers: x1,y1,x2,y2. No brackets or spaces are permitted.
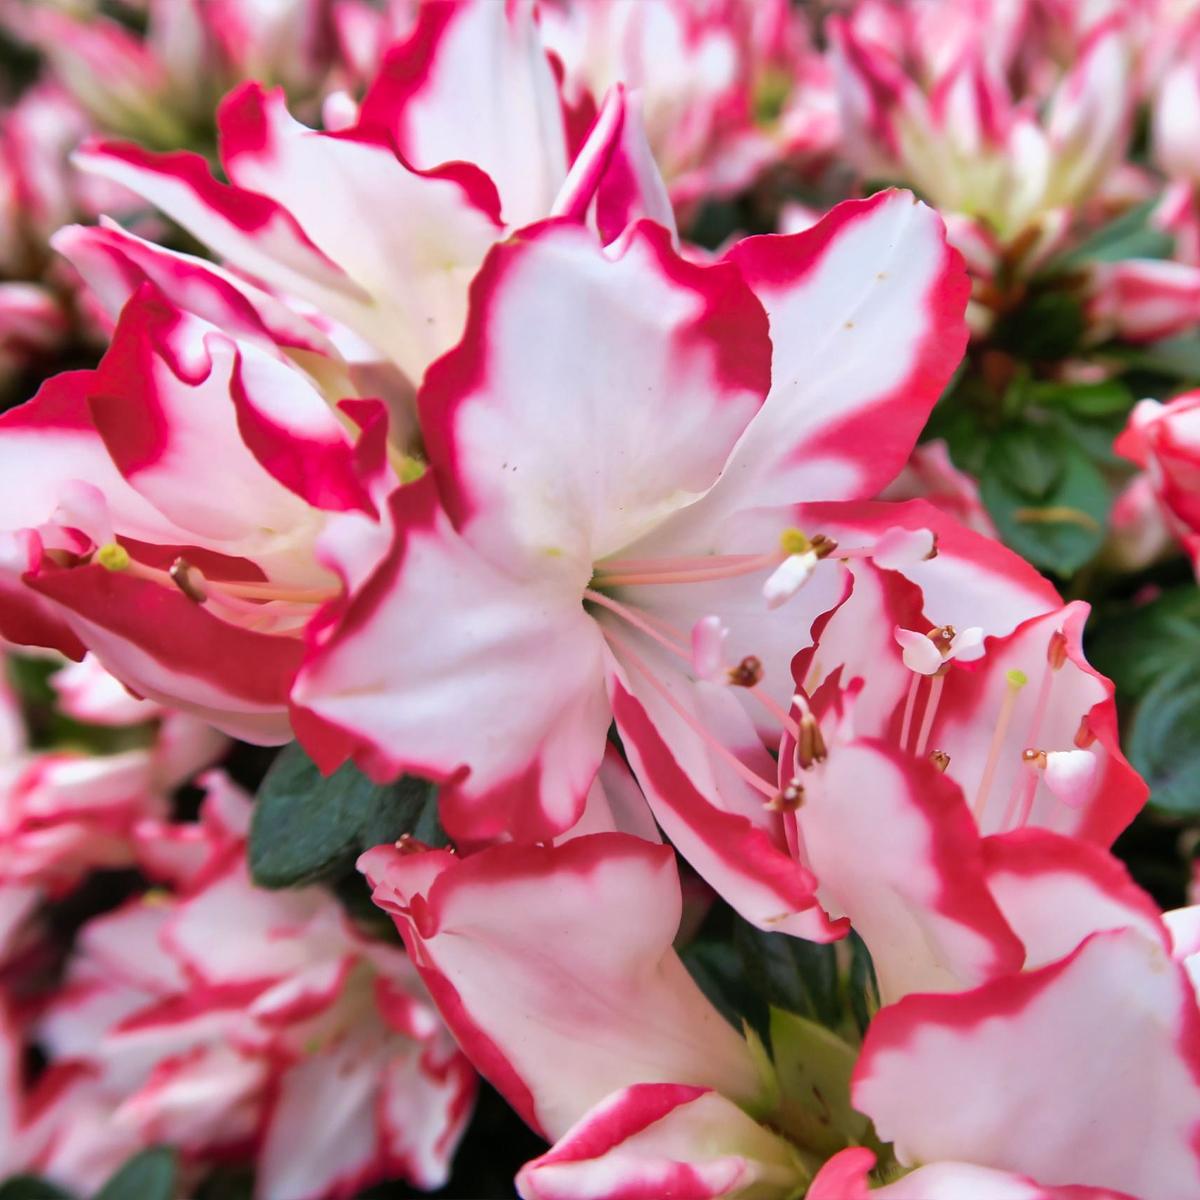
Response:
796,714,828,768
393,833,428,856
924,533,939,561
927,625,957,655
928,749,951,772
766,779,805,812
1074,717,1097,749
809,534,839,559
727,655,764,688
1022,748,1048,769
169,557,207,603
1047,630,1068,670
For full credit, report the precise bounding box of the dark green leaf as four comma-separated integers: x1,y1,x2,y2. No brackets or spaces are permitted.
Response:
1118,334,1200,382
733,920,841,1031
1129,663,1200,813
250,742,443,888
93,1148,177,1200
0,1178,75,1200
993,291,1085,361
1088,586,1200,702
1049,199,1174,269
986,425,1064,499
1028,378,1134,418
981,433,1110,574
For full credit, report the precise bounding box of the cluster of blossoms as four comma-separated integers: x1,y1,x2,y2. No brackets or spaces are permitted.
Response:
7,0,1200,1198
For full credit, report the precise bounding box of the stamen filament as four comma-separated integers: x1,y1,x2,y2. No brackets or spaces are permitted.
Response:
592,551,783,589
751,685,801,741
914,673,945,758
1004,763,1041,829
582,588,690,659
972,669,1027,821
603,629,778,801
899,673,922,752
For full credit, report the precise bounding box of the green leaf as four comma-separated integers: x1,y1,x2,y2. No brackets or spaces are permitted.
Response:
993,291,1085,361
734,921,841,1031
1119,334,1200,382
1028,378,1134,419
1129,662,1200,813
1048,199,1174,269
981,431,1110,574
0,1178,75,1200
769,1009,870,1156
249,742,442,888
93,1148,177,1200
1088,586,1200,703
986,425,1064,499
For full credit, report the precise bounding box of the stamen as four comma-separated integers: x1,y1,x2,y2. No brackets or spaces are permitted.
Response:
750,684,801,740
972,668,1027,820
1003,750,1043,829
766,778,805,812
603,628,778,801
592,550,782,589
928,749,951,772
913,671,945,758
583,588,691,659
96,542,130,572
899,672,922,750
170,557,208,603
795,712,828,768
727,655,764,688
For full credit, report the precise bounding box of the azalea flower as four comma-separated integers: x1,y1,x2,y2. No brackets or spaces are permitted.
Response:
0,0,338,149
72,0,673,398
20,774,474,1199
0,649,223,969
292,189,978,937
1116,390,1200,572
831,2,1132,245
845,830,1200,1197
0,283,395,740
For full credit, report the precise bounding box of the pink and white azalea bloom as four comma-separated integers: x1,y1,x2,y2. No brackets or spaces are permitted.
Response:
809,1146,1133,1199
360,832,765,1145
1117,391,1200,572
1087,257,1200,343
830,3,1133,249
0,650,223,967
540,0,834,208
515,1083,806,1200
73,0,674,396
293,189,976,937
0,0,338,148
849,831,1200,1197
793,561,1144,848
27,776,474,1199
0,277,400,741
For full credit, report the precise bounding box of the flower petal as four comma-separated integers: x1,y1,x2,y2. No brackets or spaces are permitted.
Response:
359,834,764,1141
292,477,610,843
854,928,1200,1197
